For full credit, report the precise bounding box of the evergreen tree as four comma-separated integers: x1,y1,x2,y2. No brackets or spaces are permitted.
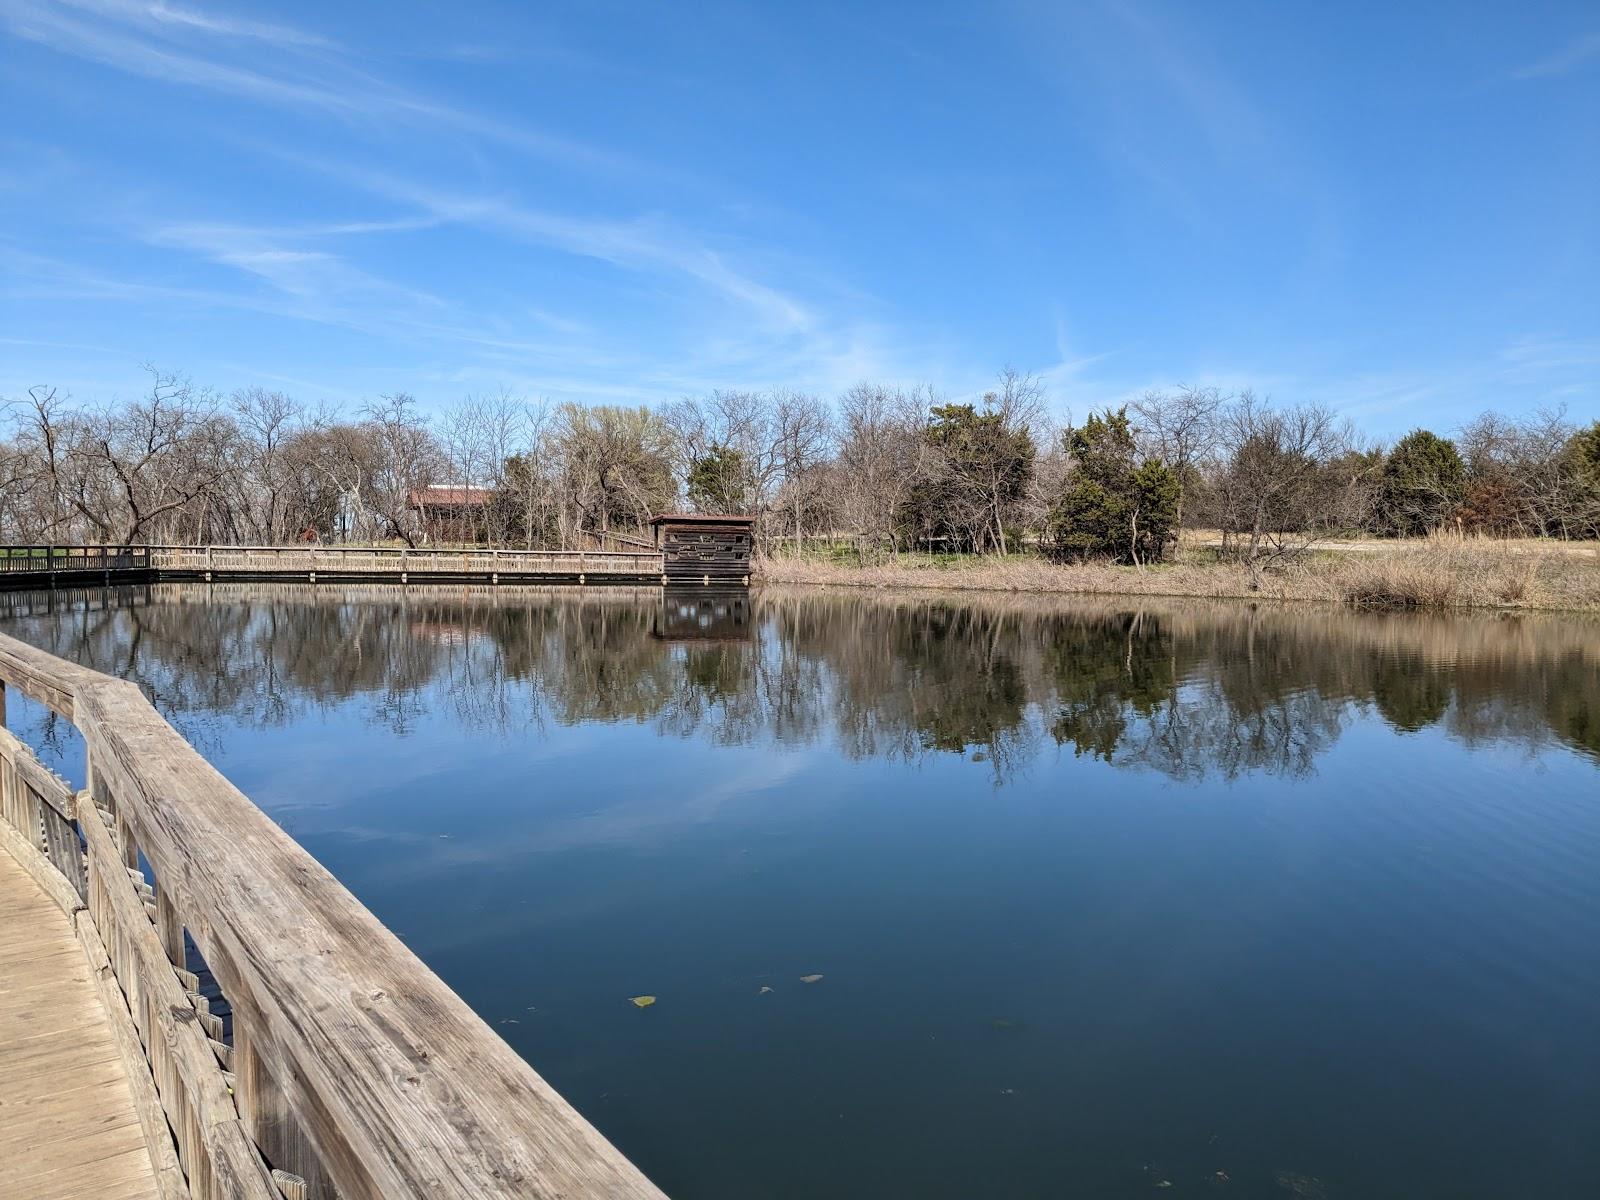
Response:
1046,408,1180,564
686,444,752,513
1377,429,1465,535
902,402,1035,553
1569,422,1600,482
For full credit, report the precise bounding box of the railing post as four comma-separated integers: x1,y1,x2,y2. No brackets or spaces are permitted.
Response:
234,1026,336,1200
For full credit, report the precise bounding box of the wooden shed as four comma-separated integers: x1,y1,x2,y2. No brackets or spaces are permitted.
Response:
649,513,755,585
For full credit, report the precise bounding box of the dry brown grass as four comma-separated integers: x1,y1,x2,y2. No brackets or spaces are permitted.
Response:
758,538,1600,612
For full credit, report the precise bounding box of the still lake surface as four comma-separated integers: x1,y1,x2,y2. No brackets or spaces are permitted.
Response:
3,582,1598,1200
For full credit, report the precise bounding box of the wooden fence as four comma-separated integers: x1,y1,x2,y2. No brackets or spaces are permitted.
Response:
154,546,663,579
0,545,152,574
0,545,668,584
0,630,666,1200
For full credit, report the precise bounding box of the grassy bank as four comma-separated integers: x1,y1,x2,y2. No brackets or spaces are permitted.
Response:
756,538,1600,612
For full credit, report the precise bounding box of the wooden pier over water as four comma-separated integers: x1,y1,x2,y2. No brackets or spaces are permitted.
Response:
0,545,668,587
0,629,667,1199
0,521,757,589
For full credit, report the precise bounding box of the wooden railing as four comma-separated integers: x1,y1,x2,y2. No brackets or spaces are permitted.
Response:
0,630,666,1200
0,545,677,585
0,544,152,573
151,546,663,578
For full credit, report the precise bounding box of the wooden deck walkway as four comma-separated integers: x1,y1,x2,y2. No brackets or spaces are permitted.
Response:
0,627,666,1199
0,852,161,1200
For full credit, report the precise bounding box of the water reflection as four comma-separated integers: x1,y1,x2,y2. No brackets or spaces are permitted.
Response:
3,582,1596,777
4,582,1599,1199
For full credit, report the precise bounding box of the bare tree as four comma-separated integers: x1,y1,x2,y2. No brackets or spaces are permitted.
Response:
552,404,676,542
232,387,306,543
359,393,441,546
1207,393,1352,588
2,368,1593,562
771,390,833,555
19,367,236,545
1132,384,1221,531
833,383,925,560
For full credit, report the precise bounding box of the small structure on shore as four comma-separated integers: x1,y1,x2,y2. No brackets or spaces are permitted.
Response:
649,513,755,585
409,484,492,543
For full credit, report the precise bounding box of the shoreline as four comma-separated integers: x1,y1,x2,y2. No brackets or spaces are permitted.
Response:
755,544,1600,614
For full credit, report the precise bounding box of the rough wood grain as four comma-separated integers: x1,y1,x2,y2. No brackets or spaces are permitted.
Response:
0,724,76,818
0,852,163,1200
1,818,83,919
79,801,280,1200
0,626,668,1200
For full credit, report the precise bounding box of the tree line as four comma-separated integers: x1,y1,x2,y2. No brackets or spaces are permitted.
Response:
4,366,1598,561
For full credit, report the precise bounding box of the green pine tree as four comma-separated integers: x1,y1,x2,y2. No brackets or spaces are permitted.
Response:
1377,429,1465,536
1046,408,1180,564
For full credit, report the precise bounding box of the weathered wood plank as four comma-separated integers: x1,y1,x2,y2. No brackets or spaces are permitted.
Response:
76,672,666,1200
0,1050,131,1094
234,1026,337,1200
0,625,668,1200
76,908,203,1200
79,800,280,1200
0,1121,153,1191
43,799,86,900
16,1154,169,1200
146,545,664,580
0,853,163,1200
0,723,76,819
0,811,84,918
0,630,95,717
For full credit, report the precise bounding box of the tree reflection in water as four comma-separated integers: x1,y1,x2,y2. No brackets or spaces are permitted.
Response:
3,582,1597,779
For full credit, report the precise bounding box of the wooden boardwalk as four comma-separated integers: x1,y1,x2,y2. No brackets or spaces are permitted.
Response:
0,544,669,588
0,627,666,1199
0,851,161,1200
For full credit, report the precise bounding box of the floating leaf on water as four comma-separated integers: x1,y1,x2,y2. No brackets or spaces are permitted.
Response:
758,986,774,995
990,1018,1025,1032
799,974,824,984
630,995,657,1008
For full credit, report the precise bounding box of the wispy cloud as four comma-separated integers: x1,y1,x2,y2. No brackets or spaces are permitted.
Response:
1497,335,1600,382
146,221,445,308
56,0,337,48
441,196,817,336
1512,31,1600,79
2,0,955,403
0,0,640,176
261,157,821,338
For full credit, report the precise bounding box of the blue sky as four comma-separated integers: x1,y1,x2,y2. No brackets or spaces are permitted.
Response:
2,0,1597,436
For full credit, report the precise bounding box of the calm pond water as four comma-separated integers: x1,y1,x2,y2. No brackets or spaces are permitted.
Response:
3,583,1598,1200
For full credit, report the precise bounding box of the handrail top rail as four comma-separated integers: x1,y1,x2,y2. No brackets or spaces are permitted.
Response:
151,544,652,557
0,628,664,1199
0,542,653,557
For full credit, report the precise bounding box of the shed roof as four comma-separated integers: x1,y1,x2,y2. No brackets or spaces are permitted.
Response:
648,512,756,526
